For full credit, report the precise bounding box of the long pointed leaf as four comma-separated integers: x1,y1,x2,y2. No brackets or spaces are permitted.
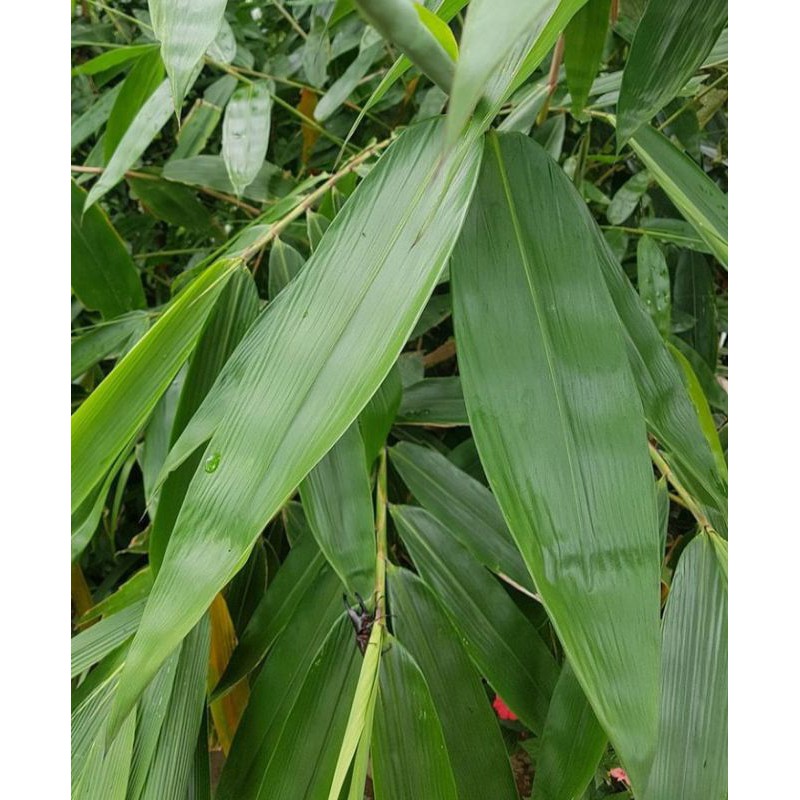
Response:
109,117,482,735
372,639,458,800
390,567,519,800
451,132,661,788
71,257,242,513
644,534,727,800
617,0,727,142
149,0,227,112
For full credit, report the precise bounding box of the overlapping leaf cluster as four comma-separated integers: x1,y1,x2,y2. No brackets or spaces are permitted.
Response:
72,2,727,798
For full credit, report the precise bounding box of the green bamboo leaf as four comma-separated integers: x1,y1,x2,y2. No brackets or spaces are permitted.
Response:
636,235,671,338
139,616,211,800
72,180,146,319
391,504,558,733
306,209,330,250
593,222,727,529
215,576,345,800
397,376,468,426
668,344,727,481
644,534,727,799
72,43,160,77
109,118,482,736
213,533,329,698
532,661,607,800
76,709,136,800
251,619,360,800
71,444,134,561
222,81,274,197
164,154,281,202
303,14,331,89
127,175,216,231
206,17,237,64
606,169,650,225
359,364,402,467
71,600,145,678
314,35,384,122
299,423,376,596
563,0,611,115
127,649,181,800
673,251,718,368
71,257,242,514
627,122,728,268
171,99,223,160
389,442,534,595
340,0,468,153
327,621,383,800
451,132,661,789
372,639,458,800
225,539,268,635
149,268,260,572
72,312,150,381
390,567,519,800
268,237,306,301
353,0,456,92
446,0,584,146
670,336,727,413
617,0,727,143
105,48,165,160
84,79,174,211
72,84,123,151
148,0,227,112
185,710,212,800
80,567,154,625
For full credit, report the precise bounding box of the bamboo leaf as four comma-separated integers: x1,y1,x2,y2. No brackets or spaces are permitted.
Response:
215,574,344,800
71,257,242,514
85,79,174,210
72,44,160,77
391,504,558,733
446,0,585,146
627,122,728,268
213,533,330,698
673,251,718,368
372,639,459,800
105,48,165,160
397,376,468,426
531,661,607,800
268,237,306,301
108,118,482,736
72,312,150,381
563,0,611,115
127,175,216,231
72,180,146,319
71,600,145,678
617,0,727,142
300,422,376,597
451,132,661,789
327,620,383,800
594,217,727,530
644,534,727,800
353,0,456,93
139,615,211,800
359,364,402,467
636,235,671,338
390,567,519,800
72,84,123,151
148,0,227,112
247,619,360,800
222,81,274,197
389,442,534,595
150,268,260,571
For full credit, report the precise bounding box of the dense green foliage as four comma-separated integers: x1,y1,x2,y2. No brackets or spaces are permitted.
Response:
71,1,728,798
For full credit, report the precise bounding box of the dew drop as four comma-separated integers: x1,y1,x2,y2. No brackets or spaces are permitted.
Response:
204,452,221,473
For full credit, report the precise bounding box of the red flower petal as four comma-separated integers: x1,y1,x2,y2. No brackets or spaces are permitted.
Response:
609,767,630,786
492,695,518,721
